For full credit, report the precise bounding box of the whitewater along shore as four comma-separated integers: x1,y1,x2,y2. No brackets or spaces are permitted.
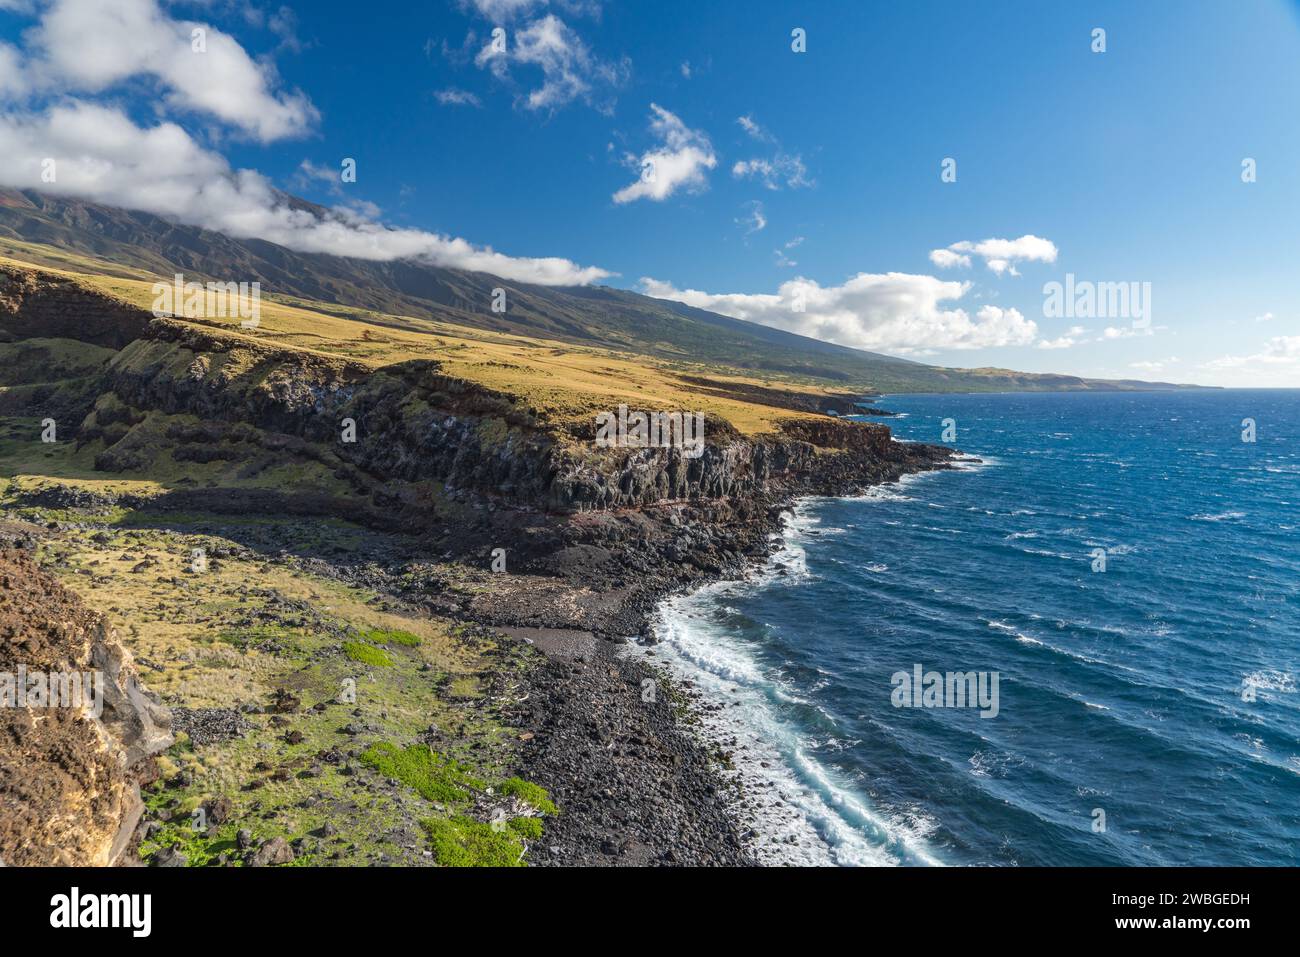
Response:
1,431,953,867
0,265,956,864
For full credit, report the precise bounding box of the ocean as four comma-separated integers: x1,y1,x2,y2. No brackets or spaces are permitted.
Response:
641,390,1300,866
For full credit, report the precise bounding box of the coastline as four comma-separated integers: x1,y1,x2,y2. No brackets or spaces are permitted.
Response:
0,262,967,864
0,430,957,867
629,472,967,867
497,446,963,866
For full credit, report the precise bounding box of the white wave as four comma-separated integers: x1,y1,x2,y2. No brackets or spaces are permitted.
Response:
843,471,928,503
1067,693,1110,711
968,749,1029,778
987,619,1043,646
1241,670,1296,694
1190,511,1246,522
950,453,997,471
643,588,944,867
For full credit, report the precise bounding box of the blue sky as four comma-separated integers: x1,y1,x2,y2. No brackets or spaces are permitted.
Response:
1,0,1298,385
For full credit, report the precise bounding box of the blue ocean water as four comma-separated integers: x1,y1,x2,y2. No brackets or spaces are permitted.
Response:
645,390,1300,866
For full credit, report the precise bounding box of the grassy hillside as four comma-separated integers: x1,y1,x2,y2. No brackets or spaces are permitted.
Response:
0,188,1200,394
0,250,862,437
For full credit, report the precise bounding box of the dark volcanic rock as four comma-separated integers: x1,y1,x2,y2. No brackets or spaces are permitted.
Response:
247,836,295,867
512,631,753,867
171,707,251,746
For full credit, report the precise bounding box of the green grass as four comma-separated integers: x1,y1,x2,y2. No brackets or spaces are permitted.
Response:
508,816,543,841
420,815,526,867
343,640,393,667
358,743,485,803
362,627,421,647
498,777,557,815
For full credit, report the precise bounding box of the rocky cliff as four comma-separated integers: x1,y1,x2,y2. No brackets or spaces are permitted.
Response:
0,264,949,524
0,546,172,866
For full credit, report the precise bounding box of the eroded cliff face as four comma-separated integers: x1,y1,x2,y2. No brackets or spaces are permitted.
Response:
96,321,942,511
0,548,173,866
2,264,950,524
0,266,153,348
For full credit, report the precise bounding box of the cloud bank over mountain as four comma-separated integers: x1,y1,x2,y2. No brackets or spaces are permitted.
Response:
0,0,611,286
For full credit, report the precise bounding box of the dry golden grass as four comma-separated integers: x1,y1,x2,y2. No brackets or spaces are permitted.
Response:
2,247,845,436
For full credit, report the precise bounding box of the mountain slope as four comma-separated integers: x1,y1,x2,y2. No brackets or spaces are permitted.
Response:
0,189,1198,393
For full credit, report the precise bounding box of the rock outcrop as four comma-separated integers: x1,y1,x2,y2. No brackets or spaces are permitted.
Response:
0,548,172,866
0,265,153,348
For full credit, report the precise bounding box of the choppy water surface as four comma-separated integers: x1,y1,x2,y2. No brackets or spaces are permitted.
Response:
643,390,1300,865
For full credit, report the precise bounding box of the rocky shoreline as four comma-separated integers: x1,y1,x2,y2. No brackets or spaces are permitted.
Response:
2,438,952,867
500,449,957,866
0,263,958,865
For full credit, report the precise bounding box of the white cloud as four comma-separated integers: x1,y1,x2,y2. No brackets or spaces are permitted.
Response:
640,272,1039,354
736,114,768,141
1199,336,1300,386
730,114,809,190
736,200,765,234
774,236,803,268
930,235,1058,276
1100,325,1149,340
266,5,305,54
1129,357,1179,372
0,43,24,98
928,248,971,270
731,155,809,191
295,158,342,190
435,87,483,107
22,0,317,142
0,102,611,285
462,0,549,20
612,103,716,204
473,12,627,112
1205,335,1300,369
1260,335,1298,358
1254,311,1275,323
1037,326,1087,350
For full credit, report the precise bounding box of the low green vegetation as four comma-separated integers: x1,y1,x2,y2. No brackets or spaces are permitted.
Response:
508,816,543,841
420,815,527,867
498,776,558,815
359,743,484,803
360,745,556,865
0,511,543,867
343,640,393,667
363,627,421,647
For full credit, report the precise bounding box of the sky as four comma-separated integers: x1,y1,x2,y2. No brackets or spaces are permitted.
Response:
1,0,1298,387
